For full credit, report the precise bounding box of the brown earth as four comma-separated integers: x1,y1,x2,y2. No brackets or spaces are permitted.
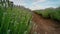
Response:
30,12,60,34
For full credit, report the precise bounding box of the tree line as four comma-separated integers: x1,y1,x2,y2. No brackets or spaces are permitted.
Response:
0,0,13,8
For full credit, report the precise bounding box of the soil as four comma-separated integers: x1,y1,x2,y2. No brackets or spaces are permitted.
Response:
30,12,60,34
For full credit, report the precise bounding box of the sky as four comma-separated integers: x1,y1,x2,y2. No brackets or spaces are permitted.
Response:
10,0,60,10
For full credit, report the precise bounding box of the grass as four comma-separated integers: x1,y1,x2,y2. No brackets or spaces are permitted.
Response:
0,7,32,34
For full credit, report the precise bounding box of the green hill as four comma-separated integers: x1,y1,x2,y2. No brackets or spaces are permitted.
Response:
34,7,60,22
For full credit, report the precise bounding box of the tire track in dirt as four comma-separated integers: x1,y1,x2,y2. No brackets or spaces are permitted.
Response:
31,12,60,34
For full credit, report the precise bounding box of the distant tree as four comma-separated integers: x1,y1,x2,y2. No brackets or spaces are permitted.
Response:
9,1,13,10
10,1,13,7
0,0,3,6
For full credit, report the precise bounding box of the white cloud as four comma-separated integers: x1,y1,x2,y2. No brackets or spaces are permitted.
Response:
19,0,47,10
34,0,46,2
28,0,46,10
28,0,47,10
29,5,45,10
32,0,46,5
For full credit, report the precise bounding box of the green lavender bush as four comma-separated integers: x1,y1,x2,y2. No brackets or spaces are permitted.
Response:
0,7,32,34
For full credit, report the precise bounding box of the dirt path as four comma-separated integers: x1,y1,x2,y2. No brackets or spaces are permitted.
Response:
31,12,60,34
